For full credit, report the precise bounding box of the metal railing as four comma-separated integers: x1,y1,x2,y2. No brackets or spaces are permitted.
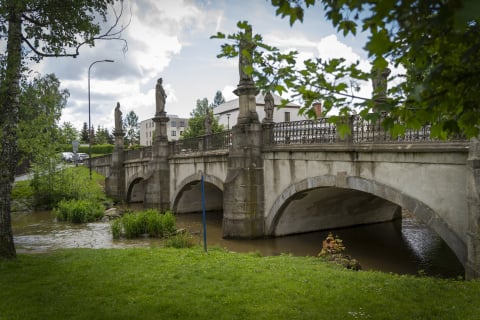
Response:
271,115,466,145
350,115,466,143
273,118,337,145
171,130,231,155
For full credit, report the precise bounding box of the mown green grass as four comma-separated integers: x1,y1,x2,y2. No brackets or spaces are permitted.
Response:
0,248,478,320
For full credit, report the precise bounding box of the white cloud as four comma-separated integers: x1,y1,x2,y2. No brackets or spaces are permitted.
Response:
35,0,378,132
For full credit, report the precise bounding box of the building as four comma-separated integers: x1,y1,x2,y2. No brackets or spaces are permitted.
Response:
214,93,307,129
139,115,189,146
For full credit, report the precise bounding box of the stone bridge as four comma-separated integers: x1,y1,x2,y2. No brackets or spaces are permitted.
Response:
91,116,479,279
89,31,479,278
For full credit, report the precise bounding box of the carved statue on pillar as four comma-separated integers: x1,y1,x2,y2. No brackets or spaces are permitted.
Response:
114,102,123,133
371,67,391,101
155,77,167,116
263,91,274,123
239,24,255,84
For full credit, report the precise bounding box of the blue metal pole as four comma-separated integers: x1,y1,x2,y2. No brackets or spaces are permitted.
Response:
201,175,207,253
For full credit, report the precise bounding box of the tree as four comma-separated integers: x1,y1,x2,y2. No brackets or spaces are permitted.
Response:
95,126,111,145
80,122,89,144
212,1,480,138
181,97,224,139
212,90,226,108
59,122,79,146
124,110,139,147
0,0,128,258
17,74,69,165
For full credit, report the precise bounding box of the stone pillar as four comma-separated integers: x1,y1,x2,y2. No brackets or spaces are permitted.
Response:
105,130,125,202
262,120,274,146
223,81,265,238
144,112,170,211
466,137,480,279
371,66,391,111
335,115,354,143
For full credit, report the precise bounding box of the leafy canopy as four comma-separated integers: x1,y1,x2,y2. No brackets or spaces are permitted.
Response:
181,97,224,139
124,110,139,147
17,73,69,164
212,0,480,138
0,0,128,61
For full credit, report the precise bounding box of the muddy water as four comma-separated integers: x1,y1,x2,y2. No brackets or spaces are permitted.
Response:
12,210,464,278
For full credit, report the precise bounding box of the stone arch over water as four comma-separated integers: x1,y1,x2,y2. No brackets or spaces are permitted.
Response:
172,172,224,214
265,175,466,265
126,176,146,203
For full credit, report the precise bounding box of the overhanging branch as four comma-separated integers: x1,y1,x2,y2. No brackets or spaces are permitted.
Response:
21,1,131,59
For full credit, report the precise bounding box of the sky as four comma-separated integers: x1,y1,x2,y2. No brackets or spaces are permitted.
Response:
31,0,375,133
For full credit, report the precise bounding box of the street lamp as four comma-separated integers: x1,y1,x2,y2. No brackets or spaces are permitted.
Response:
226,113,230,130
88,59,114,179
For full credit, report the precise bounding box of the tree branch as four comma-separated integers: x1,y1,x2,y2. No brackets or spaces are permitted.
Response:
22,1,131,59
21,14,47,28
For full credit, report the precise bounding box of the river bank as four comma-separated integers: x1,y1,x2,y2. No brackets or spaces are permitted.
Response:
0,248,478,320
11,209,464,278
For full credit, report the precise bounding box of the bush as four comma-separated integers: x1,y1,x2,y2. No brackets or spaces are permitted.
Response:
111,219,122,239
53,199,104,223
164,232,196,248
111,210,176,239
31,166,108,210
78,144,114,155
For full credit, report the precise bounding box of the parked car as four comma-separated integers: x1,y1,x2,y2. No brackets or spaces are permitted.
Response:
61,152,74,162
78,153,89,161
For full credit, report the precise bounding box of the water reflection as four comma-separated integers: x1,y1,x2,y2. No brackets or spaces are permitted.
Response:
11,210,464,278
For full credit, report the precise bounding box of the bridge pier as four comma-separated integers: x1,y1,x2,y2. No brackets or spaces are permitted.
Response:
105,130,125,202
466,137,480,279
222,75,265,238
144,113,170,211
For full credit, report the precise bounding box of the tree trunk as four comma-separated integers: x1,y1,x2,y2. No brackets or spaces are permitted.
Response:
0,2,23,259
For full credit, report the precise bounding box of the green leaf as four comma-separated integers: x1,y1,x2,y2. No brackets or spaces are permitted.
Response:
339,20,357,36
337,123,351,139
210,32,225,39
365,29,391,56
390,124,405,138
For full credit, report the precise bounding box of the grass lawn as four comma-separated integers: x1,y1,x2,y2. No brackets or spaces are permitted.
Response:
0,247,479,320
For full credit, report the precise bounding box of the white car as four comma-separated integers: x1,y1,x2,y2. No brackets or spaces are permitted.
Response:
61,152,74,162
78,153,89,161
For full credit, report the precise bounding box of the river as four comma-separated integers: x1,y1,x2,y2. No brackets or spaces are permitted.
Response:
11,209,464,278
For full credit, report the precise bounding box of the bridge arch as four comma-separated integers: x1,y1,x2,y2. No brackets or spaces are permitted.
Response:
265,175,466,265
126,175,147,203
172,172,224,214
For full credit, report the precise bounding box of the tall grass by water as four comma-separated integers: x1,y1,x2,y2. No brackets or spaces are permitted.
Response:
0,248,478,320
53,199,104,223
111,209,176,239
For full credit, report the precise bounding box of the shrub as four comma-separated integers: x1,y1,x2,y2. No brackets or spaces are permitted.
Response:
161,211,176,236
111,219,123,239
31,166,108,210
318,232,361,271
111,210,177,239
75,144,114,155
53,199,104,223
11,180,34,200
164,231,196,248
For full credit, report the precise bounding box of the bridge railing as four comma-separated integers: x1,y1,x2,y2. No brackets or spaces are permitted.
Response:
272,118,337,145
124,146,152,161
351,115,466,143
271,115,467,145
171,130,231,155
